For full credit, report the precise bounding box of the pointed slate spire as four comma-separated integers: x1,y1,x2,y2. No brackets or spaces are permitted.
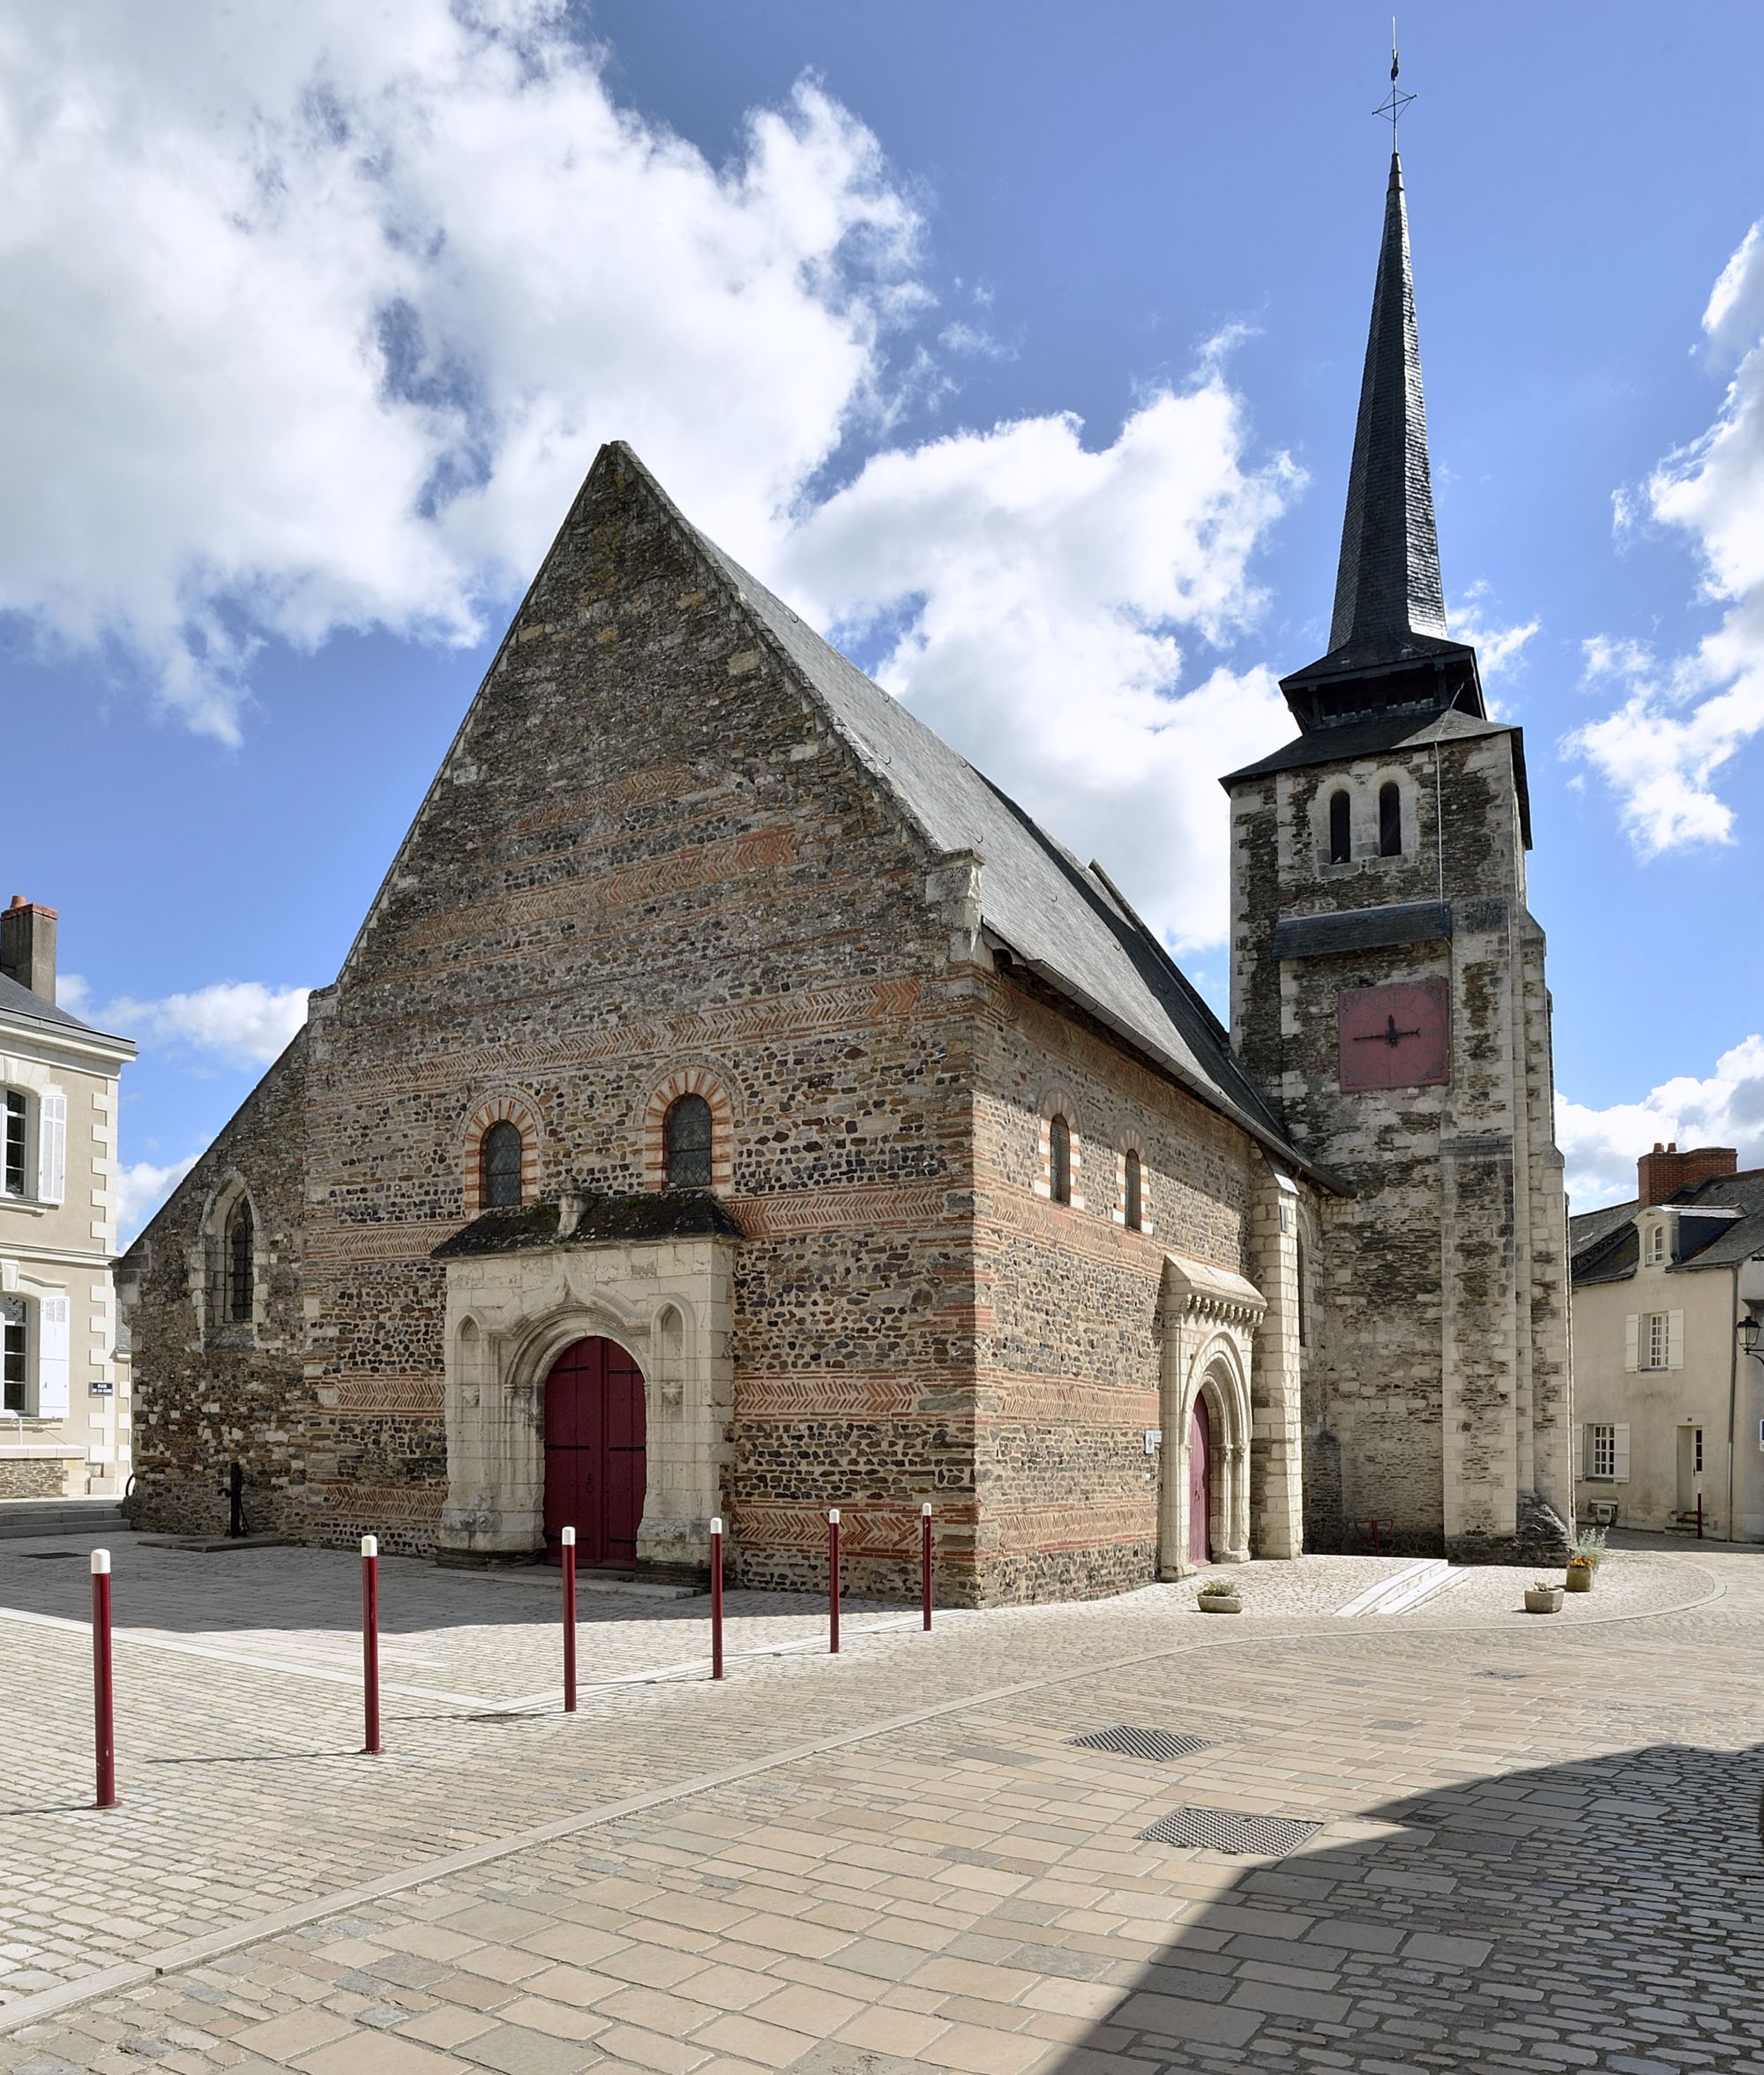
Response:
1329,151,1448,657
1279,151,1482,729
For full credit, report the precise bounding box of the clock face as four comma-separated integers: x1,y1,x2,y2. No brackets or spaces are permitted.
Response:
1337,980,1450,1092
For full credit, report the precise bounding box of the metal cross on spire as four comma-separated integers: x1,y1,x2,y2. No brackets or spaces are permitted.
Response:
1373,22,1416,146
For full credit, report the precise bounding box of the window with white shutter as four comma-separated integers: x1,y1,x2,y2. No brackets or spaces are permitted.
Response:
36,1089,65,1205
3,1090,27,1198
1,1297,26,1414
1612,1423,1631,1482
1588,1423,1617,1480
36,1295,70,1419
1624,1315,1640,1372
1642,1312,1671,1370
1667,1309,1685,1370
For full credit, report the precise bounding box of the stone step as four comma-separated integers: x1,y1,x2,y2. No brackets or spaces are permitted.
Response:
0,1496,128,1541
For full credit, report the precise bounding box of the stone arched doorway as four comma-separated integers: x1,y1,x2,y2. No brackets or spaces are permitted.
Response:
1187,1396,1213,1564
542,1336,647,1568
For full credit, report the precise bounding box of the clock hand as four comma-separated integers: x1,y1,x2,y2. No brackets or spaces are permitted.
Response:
1353,1014,1423,1047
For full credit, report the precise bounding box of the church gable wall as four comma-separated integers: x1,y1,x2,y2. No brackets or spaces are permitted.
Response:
122,1034,310,1539
969,970,1256,1601
295,452,981,1571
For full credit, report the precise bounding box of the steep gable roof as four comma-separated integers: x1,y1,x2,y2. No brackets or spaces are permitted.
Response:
647,453,1327,1187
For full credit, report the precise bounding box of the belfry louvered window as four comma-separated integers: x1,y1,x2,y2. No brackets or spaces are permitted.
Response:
1328,790,1351,864
1379,782,1402,857
482,1121,524,1208
664,1094,713,1189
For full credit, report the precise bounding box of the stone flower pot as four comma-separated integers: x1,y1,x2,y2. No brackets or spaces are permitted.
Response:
1197,1589,1243,1615
1524,1586,1564,1614
1564,1564,1595,1593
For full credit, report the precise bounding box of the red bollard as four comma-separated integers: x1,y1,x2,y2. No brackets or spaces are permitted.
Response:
91,1548,117,1810
921,1502,933,1632
561,1525,578,1712
361,1534,382,1756
710,1515,724,1681
1370,1516,1381,1557
828,1508,841,1655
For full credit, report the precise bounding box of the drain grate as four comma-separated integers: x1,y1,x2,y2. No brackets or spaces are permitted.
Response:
21,1550,81,1560
1367,1718,1419,1730
1139,1807,1322,1855
1071,1725,1212,1763
1475,1669,1527,1682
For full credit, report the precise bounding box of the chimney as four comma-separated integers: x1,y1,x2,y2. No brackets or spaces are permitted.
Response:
0,897,57,1004
1638,1141,1738,1205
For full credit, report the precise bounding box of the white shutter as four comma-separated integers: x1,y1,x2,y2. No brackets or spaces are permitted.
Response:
36,1295,70,1418
1624,1315,1639,1372
1667,1310,1685,1370
1613,1423,1631,1483
1575,1425,1586,1477
36,1090,65,1205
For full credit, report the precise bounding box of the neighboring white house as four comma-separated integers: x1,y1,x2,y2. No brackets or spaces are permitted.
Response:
1571,1142,1764,1540
0,899,136,1499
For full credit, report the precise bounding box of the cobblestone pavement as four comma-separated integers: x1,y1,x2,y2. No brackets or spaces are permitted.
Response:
2,1534,1760,2072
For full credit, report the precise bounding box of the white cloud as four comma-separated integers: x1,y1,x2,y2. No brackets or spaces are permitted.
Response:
0,1,919,739
778,378,1302,950
1557,1033,1764,1206
1448,582,1538,683
116,1155,199,1248
1567,217,1764,851
101,983,310,1071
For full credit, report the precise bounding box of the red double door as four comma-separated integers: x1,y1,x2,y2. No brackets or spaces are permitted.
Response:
542,1336,647,1568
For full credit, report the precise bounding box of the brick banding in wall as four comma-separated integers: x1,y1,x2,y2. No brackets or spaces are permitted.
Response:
460,1091,542,1215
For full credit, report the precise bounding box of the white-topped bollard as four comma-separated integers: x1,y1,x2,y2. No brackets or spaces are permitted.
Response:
560,1526,578,1713
361,1534,381,1755
921,1502,933,1631
91,1548,116,1808
827,1509,841,1655
710,1516,724,1681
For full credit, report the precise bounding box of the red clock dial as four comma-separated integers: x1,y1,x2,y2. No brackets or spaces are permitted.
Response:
1337,980,1450,1092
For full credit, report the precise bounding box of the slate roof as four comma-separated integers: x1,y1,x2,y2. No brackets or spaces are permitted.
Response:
1570,1170,1764,1288
647,465,1328,1188
0,970,130,1046
434,1191,744,1258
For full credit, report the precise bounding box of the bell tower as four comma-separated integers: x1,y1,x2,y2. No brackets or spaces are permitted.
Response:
1222,149,1572,1560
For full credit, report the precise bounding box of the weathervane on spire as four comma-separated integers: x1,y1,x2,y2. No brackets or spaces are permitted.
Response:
1373,21,1415,146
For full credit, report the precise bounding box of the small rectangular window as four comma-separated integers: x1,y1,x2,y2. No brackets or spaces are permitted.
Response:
1,1296,26,1414
1693,1428,1705,1474
3,1092,26,1197
1589,1423,1616,1480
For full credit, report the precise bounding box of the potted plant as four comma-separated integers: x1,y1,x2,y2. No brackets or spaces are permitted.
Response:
1196,1578,1244,1615
1524,1580,1564,1614
1565,1554,1596,1592
1574,1526,1608,1571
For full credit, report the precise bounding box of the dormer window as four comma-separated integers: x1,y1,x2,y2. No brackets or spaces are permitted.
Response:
1327,790,1351,864
1644,1221,1667,1266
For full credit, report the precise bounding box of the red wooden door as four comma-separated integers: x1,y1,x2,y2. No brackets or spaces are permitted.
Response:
1187,1398,1213,1565
543,1337,647,1568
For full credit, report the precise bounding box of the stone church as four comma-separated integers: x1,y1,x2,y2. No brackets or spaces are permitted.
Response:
120,152,1573,1602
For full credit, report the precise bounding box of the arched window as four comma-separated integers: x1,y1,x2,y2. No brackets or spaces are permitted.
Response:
1050,1115,1072,1206
482,1120,524,1208
1327,789,1351,864
664,1093,714,1189
1378,781,1402,858
1124,1148,1142,1232
224,1198,254,1324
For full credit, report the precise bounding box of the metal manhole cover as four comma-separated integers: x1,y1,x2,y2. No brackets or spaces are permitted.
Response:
1139,1808,1322,1855
1071,1725,1212,1763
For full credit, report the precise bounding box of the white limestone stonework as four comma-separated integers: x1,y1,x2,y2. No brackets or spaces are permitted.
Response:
1157,1249,1267,1576
437,1232,734,1573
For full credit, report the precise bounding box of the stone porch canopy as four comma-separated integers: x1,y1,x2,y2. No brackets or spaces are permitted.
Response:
430,1191,742,1574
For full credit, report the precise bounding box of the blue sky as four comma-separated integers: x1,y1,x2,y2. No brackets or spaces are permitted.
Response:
5,0,1764,1228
